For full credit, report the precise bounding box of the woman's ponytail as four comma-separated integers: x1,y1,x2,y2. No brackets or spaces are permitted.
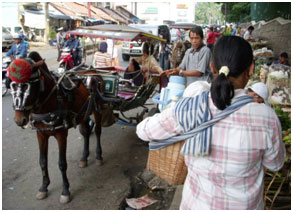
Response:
211,36,253,110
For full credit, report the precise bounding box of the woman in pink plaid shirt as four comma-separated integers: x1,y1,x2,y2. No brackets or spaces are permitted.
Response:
137,36,285,209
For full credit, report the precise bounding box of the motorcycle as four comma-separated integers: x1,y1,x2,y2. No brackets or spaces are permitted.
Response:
2,56,11,97
58,47,74,74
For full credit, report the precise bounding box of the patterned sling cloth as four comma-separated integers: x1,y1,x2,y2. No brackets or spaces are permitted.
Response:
149,91,254,156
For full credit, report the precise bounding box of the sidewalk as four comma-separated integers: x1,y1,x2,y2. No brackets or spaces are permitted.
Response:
169,185,183,210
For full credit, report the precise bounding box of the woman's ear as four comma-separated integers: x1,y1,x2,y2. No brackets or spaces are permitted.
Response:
210,61,217,74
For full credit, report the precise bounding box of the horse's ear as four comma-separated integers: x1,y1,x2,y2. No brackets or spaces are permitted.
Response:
32,59,45,68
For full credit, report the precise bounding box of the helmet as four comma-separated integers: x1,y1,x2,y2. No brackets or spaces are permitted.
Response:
12,34,21,39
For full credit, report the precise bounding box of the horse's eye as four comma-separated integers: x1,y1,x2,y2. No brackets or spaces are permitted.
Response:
11,83,18,91
22,84,29,91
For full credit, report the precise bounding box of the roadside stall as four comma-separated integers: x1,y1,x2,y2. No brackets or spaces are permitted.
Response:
246,41,291,209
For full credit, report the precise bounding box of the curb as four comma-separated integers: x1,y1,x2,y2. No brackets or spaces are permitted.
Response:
168,185,183,210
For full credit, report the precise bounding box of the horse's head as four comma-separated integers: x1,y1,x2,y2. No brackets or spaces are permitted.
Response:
9,52,47,127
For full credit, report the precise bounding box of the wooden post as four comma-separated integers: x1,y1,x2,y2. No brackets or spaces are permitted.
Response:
44,2,49,44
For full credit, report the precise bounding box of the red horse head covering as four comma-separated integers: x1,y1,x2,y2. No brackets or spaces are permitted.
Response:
8,59,32,83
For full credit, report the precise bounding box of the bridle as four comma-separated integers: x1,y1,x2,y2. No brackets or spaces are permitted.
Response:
10,69,44,111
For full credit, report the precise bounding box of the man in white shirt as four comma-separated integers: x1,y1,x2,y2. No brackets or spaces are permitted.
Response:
243,26,255,42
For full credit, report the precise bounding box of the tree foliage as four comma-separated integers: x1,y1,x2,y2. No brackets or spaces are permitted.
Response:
221,2,251,23
194,2,224,25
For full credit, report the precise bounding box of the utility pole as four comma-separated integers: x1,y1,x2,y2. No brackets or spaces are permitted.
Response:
44,2,49,44
88,2,91,19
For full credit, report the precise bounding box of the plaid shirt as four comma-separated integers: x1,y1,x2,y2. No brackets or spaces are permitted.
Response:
136,82,285,210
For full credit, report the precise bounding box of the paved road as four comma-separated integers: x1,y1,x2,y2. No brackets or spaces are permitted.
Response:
2,44,153,209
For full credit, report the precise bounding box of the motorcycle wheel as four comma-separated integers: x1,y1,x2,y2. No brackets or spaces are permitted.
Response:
2,79,8,97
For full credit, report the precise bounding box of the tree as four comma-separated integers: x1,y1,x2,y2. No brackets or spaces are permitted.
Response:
194,2,224,25
221,3,251,23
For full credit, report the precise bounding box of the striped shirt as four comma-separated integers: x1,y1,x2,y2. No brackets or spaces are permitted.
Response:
93,51,111,67
136,81,285,210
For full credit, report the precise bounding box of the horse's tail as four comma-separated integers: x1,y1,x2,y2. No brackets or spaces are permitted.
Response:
28,51,50,73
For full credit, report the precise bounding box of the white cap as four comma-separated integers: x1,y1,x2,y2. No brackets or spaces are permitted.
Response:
249,82,269,105
58,27,64,31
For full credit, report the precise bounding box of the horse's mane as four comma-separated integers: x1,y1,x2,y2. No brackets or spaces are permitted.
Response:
28,51,50,74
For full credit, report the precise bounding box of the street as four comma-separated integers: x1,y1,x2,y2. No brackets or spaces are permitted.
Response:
2,45,154,209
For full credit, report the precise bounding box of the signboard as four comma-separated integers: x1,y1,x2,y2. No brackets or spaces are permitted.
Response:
176,4,188,9
144,7,158,14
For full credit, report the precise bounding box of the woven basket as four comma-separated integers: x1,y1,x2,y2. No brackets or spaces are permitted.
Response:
147,140,187,185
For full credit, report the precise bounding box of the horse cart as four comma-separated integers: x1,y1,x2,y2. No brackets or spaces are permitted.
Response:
8,25,166,204
67,24,167,125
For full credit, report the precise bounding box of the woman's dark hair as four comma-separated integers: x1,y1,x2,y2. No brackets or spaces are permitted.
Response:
211,36,253,110
189,26,203,39
99,42,107,53
143,42,154,55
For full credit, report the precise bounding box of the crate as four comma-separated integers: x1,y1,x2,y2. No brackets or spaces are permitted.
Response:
147,140,187,186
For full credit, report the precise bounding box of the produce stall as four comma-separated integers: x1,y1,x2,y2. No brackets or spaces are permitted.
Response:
246,40,291,209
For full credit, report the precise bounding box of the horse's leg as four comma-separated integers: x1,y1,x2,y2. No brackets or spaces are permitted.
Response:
93,111,103,166
78,118,91,168
55,131,70,204
36,132,50,200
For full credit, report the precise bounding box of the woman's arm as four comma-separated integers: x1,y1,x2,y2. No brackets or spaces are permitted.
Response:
136,106,184,141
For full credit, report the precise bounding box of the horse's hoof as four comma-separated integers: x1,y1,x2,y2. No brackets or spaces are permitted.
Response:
36,191,48,200
79,160,87,168
96,159,103,166
59,194,71,204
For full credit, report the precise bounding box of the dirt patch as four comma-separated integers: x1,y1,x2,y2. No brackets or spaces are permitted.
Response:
120,169,176,210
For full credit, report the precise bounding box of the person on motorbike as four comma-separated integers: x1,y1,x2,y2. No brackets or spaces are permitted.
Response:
6,34,28,60
63,34,79,66
56,27,66,62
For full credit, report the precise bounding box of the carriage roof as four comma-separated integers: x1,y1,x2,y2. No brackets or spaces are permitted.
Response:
67,24,166,43
169,23,197,30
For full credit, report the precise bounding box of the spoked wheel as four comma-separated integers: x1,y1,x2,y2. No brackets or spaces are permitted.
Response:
2,78,8,97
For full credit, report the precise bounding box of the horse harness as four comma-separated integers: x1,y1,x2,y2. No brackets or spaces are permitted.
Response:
11,65,103,132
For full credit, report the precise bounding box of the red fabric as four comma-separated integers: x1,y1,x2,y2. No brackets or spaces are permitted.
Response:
8,59,32,83
207,32,221,45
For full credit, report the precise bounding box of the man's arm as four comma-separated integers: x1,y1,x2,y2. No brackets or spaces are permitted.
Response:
6,46,14,57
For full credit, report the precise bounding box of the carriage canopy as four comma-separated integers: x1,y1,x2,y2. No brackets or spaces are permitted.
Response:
67,24,166,43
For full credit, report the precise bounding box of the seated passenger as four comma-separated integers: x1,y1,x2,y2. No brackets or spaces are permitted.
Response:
92,42,111,68
131,42,163,79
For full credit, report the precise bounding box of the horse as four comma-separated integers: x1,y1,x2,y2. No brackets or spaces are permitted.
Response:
9,51,105,204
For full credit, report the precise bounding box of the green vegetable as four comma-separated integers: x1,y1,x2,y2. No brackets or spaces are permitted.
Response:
273,106,291,131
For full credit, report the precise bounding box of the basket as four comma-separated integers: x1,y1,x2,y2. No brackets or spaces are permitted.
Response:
147,140,187,185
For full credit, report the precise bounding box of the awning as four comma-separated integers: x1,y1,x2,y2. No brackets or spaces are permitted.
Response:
87,18,105,23
68,25,166,42
24,9,72,29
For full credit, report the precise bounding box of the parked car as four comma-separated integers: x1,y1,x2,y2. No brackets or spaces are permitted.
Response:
2,27,14,50
121,24,170,61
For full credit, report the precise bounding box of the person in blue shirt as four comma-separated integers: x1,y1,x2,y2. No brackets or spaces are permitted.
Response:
63,34,79,66
6,34,28,60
